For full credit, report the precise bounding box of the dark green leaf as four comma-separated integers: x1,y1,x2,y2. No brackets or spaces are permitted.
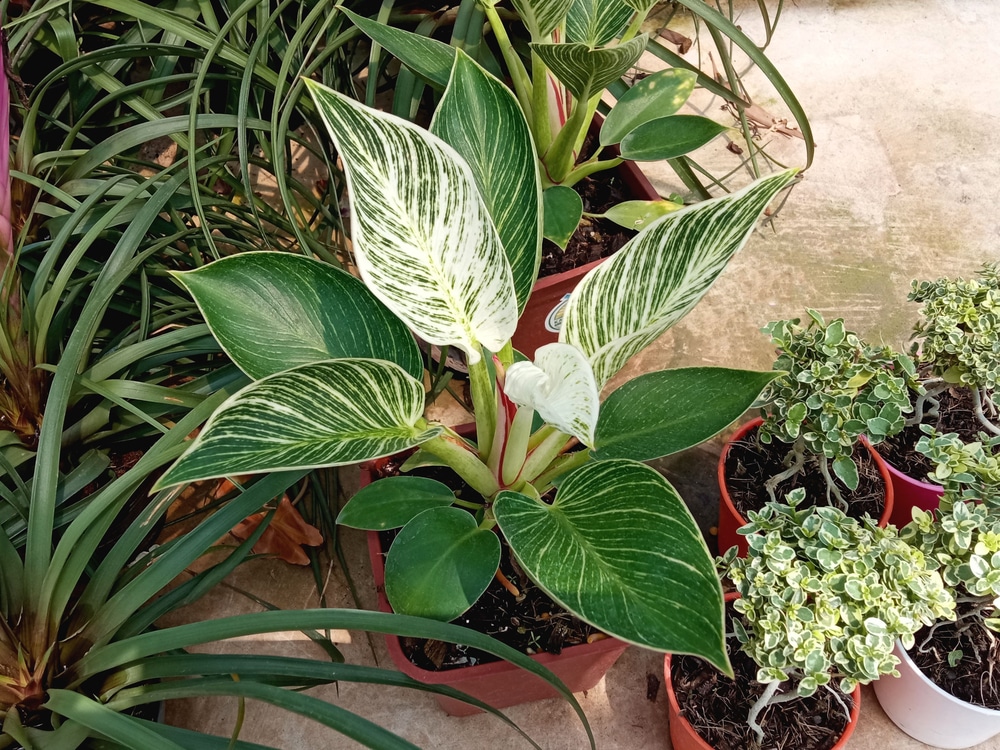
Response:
337,477,458,530
619,115,729,161
543,186,583,250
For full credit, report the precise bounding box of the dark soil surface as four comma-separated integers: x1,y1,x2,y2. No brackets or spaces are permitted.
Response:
670,601,855,750
372,456,597,671
878,387,980,482
909,602,1000,711
724,424,886,523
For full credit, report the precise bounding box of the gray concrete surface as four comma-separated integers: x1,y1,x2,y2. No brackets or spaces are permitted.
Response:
163,0,1000,746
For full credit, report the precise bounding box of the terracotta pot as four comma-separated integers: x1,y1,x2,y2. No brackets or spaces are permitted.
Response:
664,593,862,750
873,639,1000,749
358,425,628,716
884,460,944,528
510,149,659,359
717,417,895,556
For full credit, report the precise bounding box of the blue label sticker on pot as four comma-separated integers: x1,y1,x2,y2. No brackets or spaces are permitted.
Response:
545,294,571,333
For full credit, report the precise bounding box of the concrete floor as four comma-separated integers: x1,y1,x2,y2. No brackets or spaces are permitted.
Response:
163,0,1000,746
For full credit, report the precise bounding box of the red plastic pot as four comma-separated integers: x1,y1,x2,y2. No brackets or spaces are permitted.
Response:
510,150,660,359
717,418,895,556
884,460,944,528
358,425,628,716
664,593,862,750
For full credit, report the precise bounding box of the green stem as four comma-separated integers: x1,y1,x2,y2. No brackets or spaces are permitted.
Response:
482,3,533,121
468,356,497,460
531,52,553,153
620,9,648,43
502,406,534,486
530,447,590,492
562,157,623,188
543,87,592,185
420,433,500,499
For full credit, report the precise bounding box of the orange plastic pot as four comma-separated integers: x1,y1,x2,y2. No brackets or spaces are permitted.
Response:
664,593,862,750
717,418,895,556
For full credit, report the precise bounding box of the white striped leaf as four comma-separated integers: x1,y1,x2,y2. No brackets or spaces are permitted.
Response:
173,253,422,381
305,80,518,365
156,359,441,488
566,0,634,47
561,169,797,387
623,0,657,11
431,50,541,313
510,0,575,38
504,343,599,447
531,36,647,101
494,459,728,670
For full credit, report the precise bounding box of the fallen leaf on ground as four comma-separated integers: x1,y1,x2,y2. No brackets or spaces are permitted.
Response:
231,496,324,565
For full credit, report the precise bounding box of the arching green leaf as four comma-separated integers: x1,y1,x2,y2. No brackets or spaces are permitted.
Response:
341,9,455,88
494,460,729,672
173,253,422,381
157,360,440,488
305,80,517,364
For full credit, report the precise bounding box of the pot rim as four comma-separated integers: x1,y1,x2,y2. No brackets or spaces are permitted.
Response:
891,638,1000,717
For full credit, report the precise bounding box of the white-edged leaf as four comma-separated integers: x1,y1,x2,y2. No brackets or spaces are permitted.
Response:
305,80,517,364
494,459,729,671
561,169,797,387
172,252,422,381
431,51,541,313
531,36,647,101
566,0,634,47
156,359,441,488
510,0,575,38
504,343,599,447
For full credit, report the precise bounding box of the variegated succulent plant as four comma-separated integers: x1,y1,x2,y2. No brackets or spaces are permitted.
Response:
156,52,797,672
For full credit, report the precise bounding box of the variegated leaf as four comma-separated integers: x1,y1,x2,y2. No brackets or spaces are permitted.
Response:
510,0,575,39
494,459,729,670
156,359,441,488
504,343,599,447
531,36,647,101
431,51,541,313
173,253,422,381
623,0,657,11
305,80,518,364
566,0,634,47
561,169,797,387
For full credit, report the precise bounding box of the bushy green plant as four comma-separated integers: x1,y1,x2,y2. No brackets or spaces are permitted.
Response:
915,427,1000,507
757,310,917,507
720,489,954,744
909,264,1000,435
152,54,799,674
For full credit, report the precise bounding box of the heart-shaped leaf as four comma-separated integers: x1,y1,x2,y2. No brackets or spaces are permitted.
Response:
595,368,780,460
494,459,729,671
305,80,518,364
510,0,575,38
337,476,458,530
157,359,441,488
561,169,798,387
566,0,634,47
341,9,455,88
600,199,682,231
600,69,698,146
504,343,600,446
531,36,647,101
173,253,422,381
432,51,541,313
619,115,729,161
542,186,584,250
385,507,501,621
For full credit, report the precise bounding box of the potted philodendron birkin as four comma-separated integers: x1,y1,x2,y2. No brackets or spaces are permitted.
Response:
667,489,954,750
718,311,913,554
874,428,1000,749
341,0,736,353
155,52,796,705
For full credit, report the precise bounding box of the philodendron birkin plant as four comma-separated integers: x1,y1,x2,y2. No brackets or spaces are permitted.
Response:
155,52,797,672
757,310,917,508
343,0,731,242
719,489,954,745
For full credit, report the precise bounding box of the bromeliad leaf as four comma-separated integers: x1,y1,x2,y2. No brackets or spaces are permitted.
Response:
595,368,780,460
566,0,634,47
531,36,647,101
561,169,797,387
619,115,729,161
509,0,575,38
305,80,518,364
494,459,729,671
337,476,457,531
341,9,455,88
156,360,441,488
504,343,599,447
600,69,698,146
173,253,422,381
431,51,541,313
385,507,501,621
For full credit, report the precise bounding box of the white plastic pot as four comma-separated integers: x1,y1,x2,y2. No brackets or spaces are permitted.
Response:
873,639,1000,749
